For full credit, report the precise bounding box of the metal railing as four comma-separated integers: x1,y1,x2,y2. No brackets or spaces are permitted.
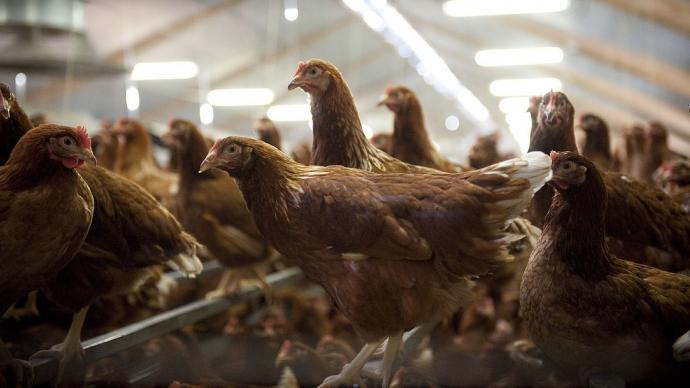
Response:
29,263,304,386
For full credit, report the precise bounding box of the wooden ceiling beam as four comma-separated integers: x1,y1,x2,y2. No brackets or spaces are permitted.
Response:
142,13,357,119
502,16,690,100
600,0,690,37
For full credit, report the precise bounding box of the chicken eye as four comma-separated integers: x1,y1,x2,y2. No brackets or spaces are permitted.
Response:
61,136,74,147
308,67,319,76
562,161,573,170
226,144,239,154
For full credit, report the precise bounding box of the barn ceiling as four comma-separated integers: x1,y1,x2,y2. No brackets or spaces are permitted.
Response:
2,0,689,158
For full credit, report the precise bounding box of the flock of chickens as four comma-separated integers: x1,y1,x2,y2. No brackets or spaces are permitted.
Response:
1,58,689,388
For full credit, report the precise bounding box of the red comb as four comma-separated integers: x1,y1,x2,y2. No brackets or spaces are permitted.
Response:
293,61,306,76
209,138,223,153
549,151,558,161
76,126,91,149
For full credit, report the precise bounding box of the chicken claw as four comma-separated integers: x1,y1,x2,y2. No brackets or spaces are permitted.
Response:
29,307,88,382
318,341,381,388
0,342,33,388
1,292,40,321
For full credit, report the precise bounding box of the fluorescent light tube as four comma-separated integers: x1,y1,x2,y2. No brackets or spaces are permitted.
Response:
475,47,563,67
130,61,199,81
490,78,562,97
443,0,570,17
207,88,275,107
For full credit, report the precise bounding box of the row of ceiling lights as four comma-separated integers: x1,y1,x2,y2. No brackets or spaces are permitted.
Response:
71,0,567,148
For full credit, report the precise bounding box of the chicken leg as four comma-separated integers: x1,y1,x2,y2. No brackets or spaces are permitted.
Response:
380,332,403,388
0,340,32,388
318,340,383,388
2,291,39,320
674,330,690,362
30,306,89,382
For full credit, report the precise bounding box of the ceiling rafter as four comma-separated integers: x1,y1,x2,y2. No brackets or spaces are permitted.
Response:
501,16,690,101
142,13,357,119
599,0,690,37
39,0,245,103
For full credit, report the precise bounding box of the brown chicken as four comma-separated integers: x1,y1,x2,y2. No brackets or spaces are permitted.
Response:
91,120,119,171
200,135,552,387
370,133,393,154
654,160,690,213
290,140,312,165
253,117,282,150
622,124,647,178
1,124,96,386
468,132,505,169
0,100,203,381
377,85,467,172
288,60,435,174
165,119,274,298
578,113,613,170
275,337,356,386
112,118,178,206
0,83,33,165
528,91,690,271
521,151,690,384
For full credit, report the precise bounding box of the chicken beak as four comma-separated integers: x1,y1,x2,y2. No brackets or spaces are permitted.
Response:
80,148,98,165
288,75,303,91
199,152,218,173
377,93,390,107
0,94,10,119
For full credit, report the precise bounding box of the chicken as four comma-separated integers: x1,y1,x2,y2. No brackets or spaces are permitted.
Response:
275,337,355,386
578,113,614,170
112,118,178,205
0,83,33,165
253,117,282,150
91,120,119,171
290,140,312,165
528,91,690,271
520,151,690,384
370,133,393,154
642,122,670,180
199,135,552,387
377,85,467,172
1,124,96,386
287,59,435,174
0,100,203,381
623,124,646,179
654,160,690,212
468,133,506,169
527,90,577,228
165,119,273,298
528,95,542,137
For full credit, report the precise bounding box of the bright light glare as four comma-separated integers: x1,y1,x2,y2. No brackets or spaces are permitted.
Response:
499,97,530,114
475,47,563,67
342,0,491,125
284,7,298,21
131,61,199,81
200,103,214,125
207,88,275,107
445,115,460,131
362,124,374,138
490,78,562,97
126,86,140,111
15,73,26,87
505,112,532,154
443,0,570,17
267,104,311,121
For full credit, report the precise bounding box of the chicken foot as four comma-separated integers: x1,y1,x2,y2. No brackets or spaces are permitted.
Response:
2,291,39,321
380,331,403,388
0,340,33,388
30,306,89,382
673,330,690,362
318,340,383,388
205,267,272,302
